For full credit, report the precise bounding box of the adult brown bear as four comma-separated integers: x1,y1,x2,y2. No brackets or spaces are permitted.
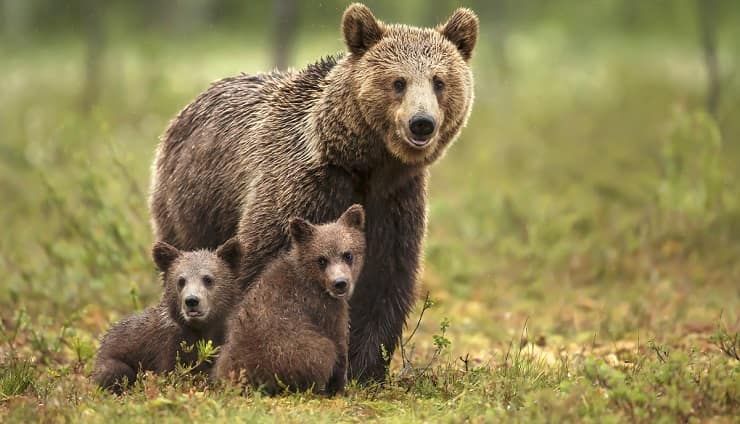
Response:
149,3,477,381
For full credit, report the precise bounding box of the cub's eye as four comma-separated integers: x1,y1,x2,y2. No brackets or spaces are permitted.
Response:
177,277,186,289
317,256,328,269
202,276,214,287
342,251,353,264
433,77,445,92
393,78,406,93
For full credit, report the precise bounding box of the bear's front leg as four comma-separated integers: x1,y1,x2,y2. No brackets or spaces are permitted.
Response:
348,175,426,382
325,339,348,395
93,357,138,394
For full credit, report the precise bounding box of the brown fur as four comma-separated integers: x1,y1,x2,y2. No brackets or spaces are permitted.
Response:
215,206,366,394
149,3,477,381
92,239,243,393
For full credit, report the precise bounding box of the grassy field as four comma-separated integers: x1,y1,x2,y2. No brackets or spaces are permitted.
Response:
1,25,739,422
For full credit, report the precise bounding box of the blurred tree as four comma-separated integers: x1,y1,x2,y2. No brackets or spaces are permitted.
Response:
1,0,31,41
81,0,104,113
478,0,510,76
696,0,720,120
273,0,298,69
171,0,213,35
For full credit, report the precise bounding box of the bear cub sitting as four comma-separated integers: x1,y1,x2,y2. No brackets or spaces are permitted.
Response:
215,205,366,394
93,238,243,393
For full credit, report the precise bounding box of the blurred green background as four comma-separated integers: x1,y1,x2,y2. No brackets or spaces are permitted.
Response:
1,0,739,379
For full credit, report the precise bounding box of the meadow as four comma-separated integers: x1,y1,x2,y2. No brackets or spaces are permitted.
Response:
1,19,739,422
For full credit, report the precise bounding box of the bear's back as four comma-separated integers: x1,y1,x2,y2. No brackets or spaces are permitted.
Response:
161,56,340,154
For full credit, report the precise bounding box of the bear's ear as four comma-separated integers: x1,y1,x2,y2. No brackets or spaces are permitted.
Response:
438,8,479,62
152,241,181,273
338,204,365,231
216,237,243,271
342,3,385,56
289,217,316,245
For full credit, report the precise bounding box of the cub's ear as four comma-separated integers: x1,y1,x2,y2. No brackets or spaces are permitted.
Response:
216,237,243,271
338,204,365,231
342,3,385,56
438,8,479,62
152,241,181,273
289,217,316,245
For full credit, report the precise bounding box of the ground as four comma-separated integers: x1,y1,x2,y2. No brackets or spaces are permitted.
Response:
0,27,738,422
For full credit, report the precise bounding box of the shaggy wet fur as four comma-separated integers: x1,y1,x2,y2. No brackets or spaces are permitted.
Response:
92,239,243,393
149,3,477,381
215,206,366,394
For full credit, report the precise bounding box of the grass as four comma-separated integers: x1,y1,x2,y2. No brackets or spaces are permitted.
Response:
1,25,739,422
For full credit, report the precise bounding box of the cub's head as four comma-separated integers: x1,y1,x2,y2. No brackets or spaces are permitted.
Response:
152,238,243,329
342,3,478,165
288,205,366,300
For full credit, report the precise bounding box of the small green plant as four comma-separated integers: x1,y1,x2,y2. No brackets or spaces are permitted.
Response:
648,340,670,363
711,323,739,361
398,292,435,371
0,308,28,349
380,343,390,363
495,321,560,409
68,334,96,364
129,283,142,311
396,294,454,382
174,339,220,378
195,339,220,365
0,358,36,400
432,317,451,352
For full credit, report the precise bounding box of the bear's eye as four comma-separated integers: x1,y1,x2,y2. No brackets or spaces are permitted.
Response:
317,256,328,269
342,251,353,264
433,77,445,92
177,277,186,289
202,275,214,287
393,78,406,93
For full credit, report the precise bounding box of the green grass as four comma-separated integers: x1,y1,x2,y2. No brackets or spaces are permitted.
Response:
1,27,739,422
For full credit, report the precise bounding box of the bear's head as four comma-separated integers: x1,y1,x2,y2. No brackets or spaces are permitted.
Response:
342,3,478,166
288,205,366,300
152,238,243,329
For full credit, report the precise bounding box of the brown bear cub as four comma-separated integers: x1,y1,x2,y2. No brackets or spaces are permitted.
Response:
215,205,366,395
93,238,243,393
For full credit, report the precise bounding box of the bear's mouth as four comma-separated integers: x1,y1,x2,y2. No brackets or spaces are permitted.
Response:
405,136,432,148
327,288,350,300
183,309,206,320
401,127,435,149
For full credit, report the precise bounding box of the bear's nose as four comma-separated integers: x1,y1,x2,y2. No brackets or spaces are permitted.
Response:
184,296,199,308
409,114,436,139
333,279,348,294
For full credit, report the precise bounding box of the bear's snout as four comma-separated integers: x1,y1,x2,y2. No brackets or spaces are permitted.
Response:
409,114,436,142
181,289,208,320
184,295,199,308
332,278,349,296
